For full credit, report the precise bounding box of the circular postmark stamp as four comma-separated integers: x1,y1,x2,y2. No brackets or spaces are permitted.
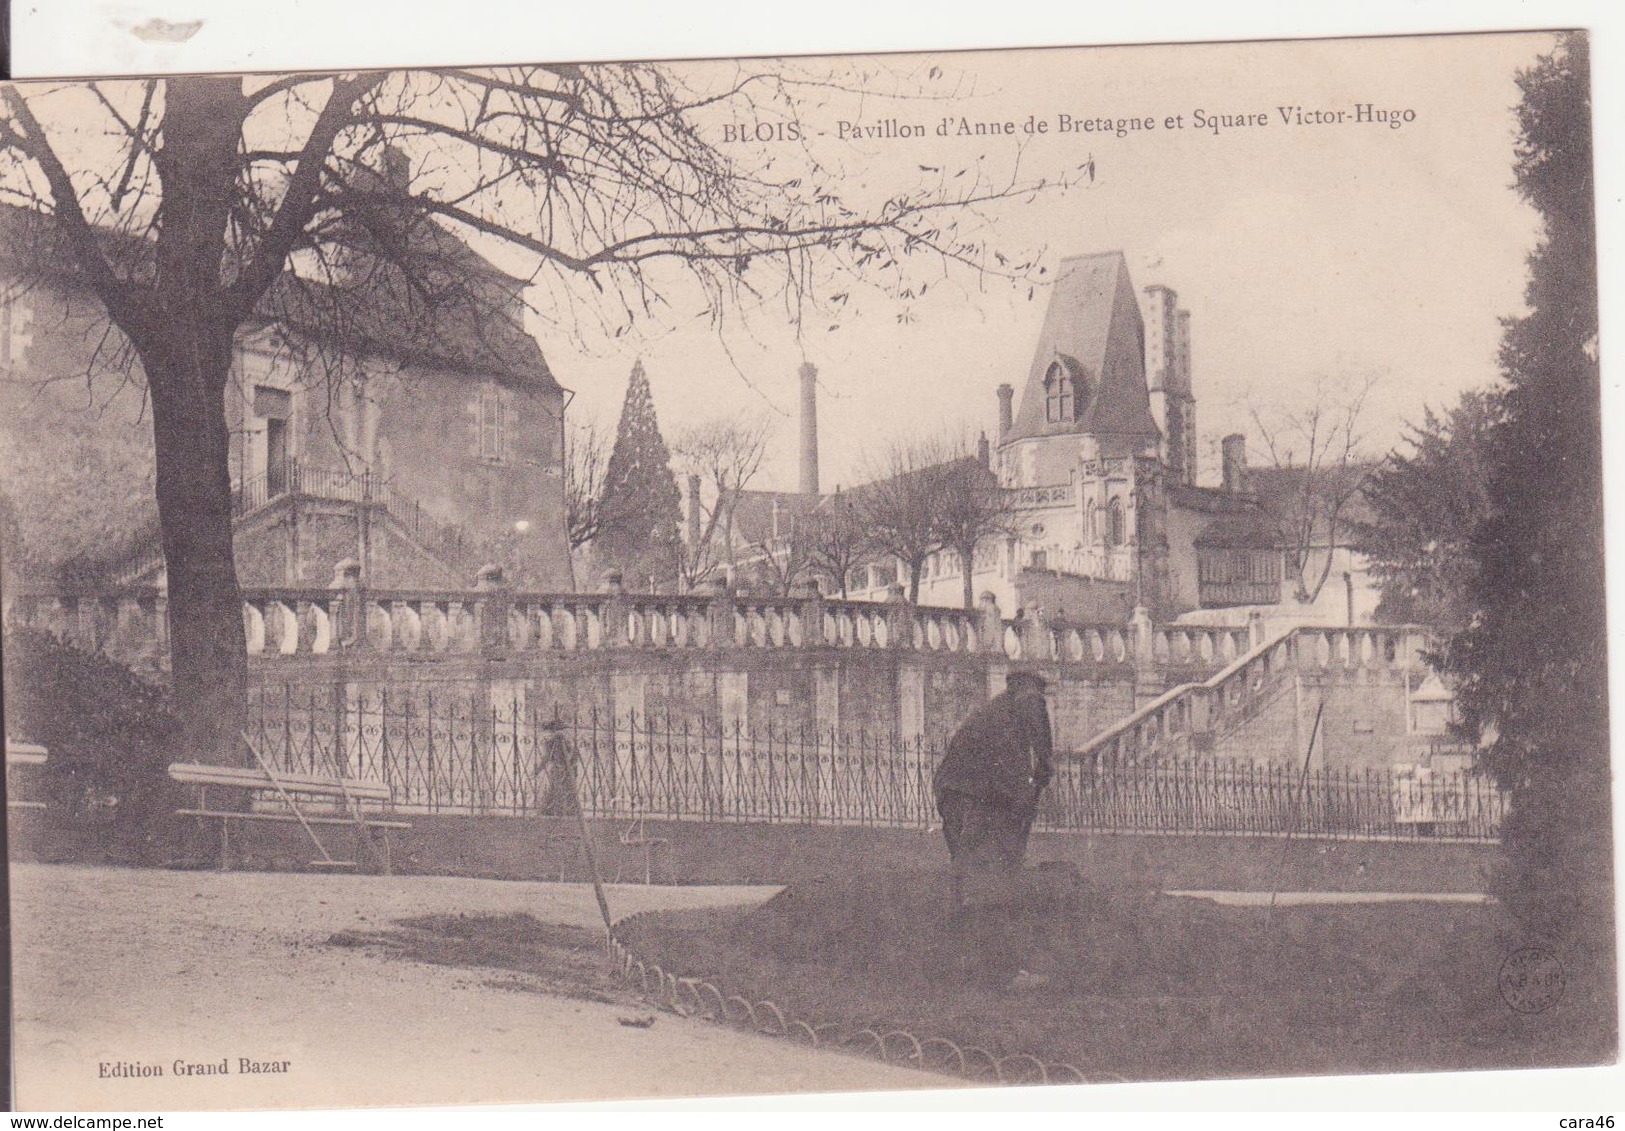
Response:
1498,946,1565,1014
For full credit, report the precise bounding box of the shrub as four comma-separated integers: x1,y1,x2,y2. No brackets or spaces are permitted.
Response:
3,627,183,856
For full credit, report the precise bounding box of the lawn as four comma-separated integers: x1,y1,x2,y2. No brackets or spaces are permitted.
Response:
612,865,1616,1084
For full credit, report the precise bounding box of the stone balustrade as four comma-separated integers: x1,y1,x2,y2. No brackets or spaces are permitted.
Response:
1078,625,1432,764
3,571,1421,690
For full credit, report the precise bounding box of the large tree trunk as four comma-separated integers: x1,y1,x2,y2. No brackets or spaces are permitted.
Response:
146,347,248,767
140,77,254,766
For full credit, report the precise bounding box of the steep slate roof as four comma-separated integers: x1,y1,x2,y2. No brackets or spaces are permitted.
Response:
1167,483,1258,515
1192,512,1283,550
732,454,994,547
1008,252,1160,443
0,201,559,393
262,267,559,393
729,489,820,547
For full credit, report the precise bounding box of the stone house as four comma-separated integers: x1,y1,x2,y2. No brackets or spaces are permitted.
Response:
0,167,574,595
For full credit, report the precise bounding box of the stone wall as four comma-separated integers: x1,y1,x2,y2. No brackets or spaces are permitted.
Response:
250,638,1129,750
6,574,1430,764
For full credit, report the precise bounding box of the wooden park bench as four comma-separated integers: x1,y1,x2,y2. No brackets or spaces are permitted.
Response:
5,740,49,811
168,759,411,874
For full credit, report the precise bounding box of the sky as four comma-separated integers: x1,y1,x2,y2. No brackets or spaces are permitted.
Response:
525,32,1550,492
2,30,1554,495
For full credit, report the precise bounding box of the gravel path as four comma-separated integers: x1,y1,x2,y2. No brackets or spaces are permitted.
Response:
10,863,952,1111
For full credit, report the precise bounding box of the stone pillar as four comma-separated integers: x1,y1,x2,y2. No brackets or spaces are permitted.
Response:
611,671,648,723
793,579,825,647
1019,605,1051,661
600,569,629,647
473,563,513,658
977,590,1004,653
898,662,926,739
331,557,365,650
1131,605,1156,667
704,576,737,647
814,666,841,734
884,583,914,650
1248,609,1266,651
1130,605,1162,709
718,670,749,738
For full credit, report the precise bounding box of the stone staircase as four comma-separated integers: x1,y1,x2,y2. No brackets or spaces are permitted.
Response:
85,461,477,590
1074,624,1433,769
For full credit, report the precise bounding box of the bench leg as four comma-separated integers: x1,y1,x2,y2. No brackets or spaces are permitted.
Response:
219,818,232,872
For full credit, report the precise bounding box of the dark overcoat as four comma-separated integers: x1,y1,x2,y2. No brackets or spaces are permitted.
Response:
934,688,1054,806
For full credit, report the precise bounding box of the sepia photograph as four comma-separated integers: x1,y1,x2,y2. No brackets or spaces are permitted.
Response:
0,13,1614,1113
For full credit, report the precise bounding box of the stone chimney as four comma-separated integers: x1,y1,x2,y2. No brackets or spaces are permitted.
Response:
1221,433,1248,494
686,473,702,547
799,362,820,497
996,384,1015,438
976,431,990,468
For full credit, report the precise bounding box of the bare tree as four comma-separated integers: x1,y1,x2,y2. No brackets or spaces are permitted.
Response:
1241,373,1378,604
0,67,1072,764
747,510,818,597
929,448,1016,610
806,489,872,599
856,436,955,604
673,413,769,591
564,415,609,552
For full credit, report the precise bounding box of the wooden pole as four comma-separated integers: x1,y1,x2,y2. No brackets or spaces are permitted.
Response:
1264,699,1324,933
550,728,614,944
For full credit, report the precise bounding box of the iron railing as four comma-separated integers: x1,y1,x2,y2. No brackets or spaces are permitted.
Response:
246,684,1505,841
234,459,470,562
1044,753,1504,840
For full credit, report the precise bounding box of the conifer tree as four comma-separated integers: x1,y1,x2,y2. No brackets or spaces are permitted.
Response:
1444,32,1611,1014
594,361,684,591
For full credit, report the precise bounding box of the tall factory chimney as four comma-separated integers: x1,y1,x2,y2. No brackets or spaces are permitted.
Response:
799,361,820,497
996,383,1015,438
686,474,702,547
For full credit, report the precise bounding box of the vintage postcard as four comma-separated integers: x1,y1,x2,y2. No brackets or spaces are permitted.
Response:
0,21,1614,1113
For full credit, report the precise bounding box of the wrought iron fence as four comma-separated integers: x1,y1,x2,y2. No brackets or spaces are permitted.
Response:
246,684,1504,841
1044,755,1504,841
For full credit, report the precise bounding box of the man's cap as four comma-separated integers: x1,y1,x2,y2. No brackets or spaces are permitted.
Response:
1006,667,1048,690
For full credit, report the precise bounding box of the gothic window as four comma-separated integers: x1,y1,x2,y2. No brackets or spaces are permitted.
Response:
1043,361,1082,423
1107,497,1125,547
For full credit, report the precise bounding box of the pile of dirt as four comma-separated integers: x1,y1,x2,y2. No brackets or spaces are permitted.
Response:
631,864,1386,997
617,864,1604,1081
